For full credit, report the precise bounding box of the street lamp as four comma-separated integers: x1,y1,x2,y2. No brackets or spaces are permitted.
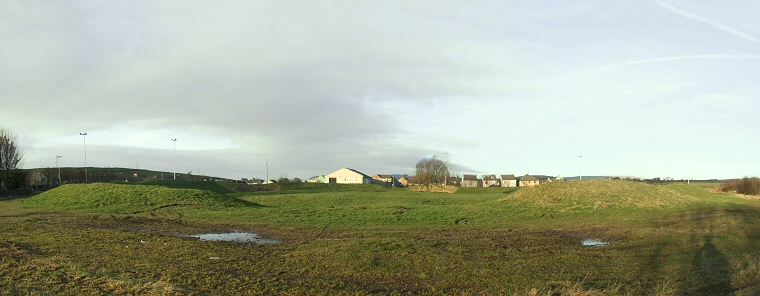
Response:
171,139,177,180
80,133,87,183
579,155,583,181
56,155,62,186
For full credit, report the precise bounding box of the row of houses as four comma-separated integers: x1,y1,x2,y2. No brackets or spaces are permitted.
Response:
300,168,558,188
460,174,558,187
305,168,410,187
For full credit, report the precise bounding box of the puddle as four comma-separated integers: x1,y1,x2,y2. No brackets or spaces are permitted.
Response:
581,239,609,247
192,232,278,245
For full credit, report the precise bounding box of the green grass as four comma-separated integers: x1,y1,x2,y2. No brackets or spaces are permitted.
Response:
2,180,760,295
22,181,254,213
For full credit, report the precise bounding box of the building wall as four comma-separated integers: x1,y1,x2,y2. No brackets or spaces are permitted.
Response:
325,168,370,184
483,179,500,187
306,176,326,183
501,180,517,187
462,180,480,187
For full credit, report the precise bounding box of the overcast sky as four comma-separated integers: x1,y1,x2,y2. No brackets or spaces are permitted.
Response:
2,1,758,180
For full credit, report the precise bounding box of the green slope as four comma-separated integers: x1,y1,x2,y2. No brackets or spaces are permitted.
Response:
23,181,251,213
501,179,720,208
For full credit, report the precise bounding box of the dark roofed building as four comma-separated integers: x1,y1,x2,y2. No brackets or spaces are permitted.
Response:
500,174,517,187
482,174,500,187
462,174,480,187
519,174,540,187
445,176,461,186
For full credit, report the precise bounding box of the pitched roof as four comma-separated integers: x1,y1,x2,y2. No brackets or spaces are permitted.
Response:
463,174,478,180
520,174,539,181
328,168,370,178
482,174,498,180
501,174,516,180
346,168,370,178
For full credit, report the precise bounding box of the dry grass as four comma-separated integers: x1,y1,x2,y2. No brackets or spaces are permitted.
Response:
407,184,458,193
721,177,760,196
501,179,705,208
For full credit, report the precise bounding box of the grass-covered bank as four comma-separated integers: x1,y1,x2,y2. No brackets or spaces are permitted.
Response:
2,180,760,294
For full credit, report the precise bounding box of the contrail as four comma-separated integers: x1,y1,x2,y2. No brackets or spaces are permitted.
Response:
656,1,760,45
546,54,760,84
582,54,760,74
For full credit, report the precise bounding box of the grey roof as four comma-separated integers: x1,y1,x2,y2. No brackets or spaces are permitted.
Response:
342,168,370,178
463,174,478,180
520,174,539,181
501,174,516,180
482,174,498,180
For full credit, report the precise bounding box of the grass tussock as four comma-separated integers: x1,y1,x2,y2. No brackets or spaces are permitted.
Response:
721,177,760,196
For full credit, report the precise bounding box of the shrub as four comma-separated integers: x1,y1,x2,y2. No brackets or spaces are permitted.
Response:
720,177,760,196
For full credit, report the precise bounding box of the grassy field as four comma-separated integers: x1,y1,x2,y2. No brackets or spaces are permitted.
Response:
2,180,760,295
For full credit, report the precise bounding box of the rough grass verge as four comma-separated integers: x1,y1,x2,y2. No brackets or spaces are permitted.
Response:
721,177,760,196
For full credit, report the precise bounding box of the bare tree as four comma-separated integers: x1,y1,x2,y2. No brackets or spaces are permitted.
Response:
414,154,449,192
0,128,23,190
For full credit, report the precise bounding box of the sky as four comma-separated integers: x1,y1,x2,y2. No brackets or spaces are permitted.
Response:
2,1,758,180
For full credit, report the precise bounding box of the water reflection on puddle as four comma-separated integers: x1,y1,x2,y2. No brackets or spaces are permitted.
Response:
192,232,278,245
581,239,609,247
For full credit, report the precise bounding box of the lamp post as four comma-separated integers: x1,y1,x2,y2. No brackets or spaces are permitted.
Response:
579,155,583,181
56,155,62,186
80,133,87,183
171,139,177,180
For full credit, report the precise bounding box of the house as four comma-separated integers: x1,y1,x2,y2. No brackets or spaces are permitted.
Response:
372,174,394,183
306,175,326,183
500,174,517,187
444,176,461,187
29,171,48,187
398,176,410,187
519,174,540,187
462,174,481,187
537,176,554,184
371,174,398,187
325,168,372,184
246,178,265,185
482,174,500,187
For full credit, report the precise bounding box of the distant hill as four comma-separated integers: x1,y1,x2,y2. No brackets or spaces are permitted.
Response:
22,167,233,187
559,176,614,181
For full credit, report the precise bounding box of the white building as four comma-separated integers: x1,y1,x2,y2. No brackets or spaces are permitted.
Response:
325,168,371,184
500,174,517,187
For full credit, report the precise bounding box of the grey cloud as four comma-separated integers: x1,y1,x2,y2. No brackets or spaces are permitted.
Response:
5,1,758,180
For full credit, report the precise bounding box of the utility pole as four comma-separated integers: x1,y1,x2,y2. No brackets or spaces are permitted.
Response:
266,162,269,184
579,155,583,181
